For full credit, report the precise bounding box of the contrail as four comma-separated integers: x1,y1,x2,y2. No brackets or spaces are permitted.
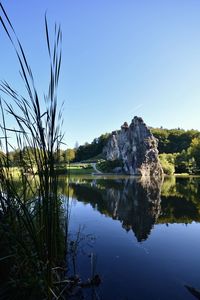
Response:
129,103,143,115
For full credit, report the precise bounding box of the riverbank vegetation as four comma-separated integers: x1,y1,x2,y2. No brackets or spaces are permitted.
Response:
0,4,101,299
0,5,68,297
2,127,200,175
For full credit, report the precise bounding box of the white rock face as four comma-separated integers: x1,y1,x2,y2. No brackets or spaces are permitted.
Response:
103,116,163,177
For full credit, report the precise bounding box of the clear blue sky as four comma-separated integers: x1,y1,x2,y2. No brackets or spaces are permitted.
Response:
1,0,200,148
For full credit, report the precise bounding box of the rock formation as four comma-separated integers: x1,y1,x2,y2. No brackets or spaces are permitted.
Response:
103,116,163,177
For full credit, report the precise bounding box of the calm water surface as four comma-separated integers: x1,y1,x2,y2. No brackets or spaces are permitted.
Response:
61,176,200,300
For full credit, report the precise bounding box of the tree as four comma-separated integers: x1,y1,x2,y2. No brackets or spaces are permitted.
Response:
151,128,200,154
188,138,200,171
151,128,169,153
159,153,175,175
74,133,110,162
65,148,75,162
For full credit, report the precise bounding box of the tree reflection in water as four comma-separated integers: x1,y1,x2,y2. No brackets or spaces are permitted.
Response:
69,175,200,242
70,177,162,242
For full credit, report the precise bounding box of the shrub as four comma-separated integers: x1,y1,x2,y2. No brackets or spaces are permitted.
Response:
98,159,123,173
159,154,175,175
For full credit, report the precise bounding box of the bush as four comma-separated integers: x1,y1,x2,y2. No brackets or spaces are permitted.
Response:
97,159,123,173
159,154,175,175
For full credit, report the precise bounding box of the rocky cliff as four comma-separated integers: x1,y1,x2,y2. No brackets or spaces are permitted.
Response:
103,116,163,177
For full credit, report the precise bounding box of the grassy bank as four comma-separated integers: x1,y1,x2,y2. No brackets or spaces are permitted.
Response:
59,163,94,174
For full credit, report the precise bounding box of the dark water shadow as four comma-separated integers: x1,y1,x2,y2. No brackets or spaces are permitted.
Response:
70,176,162,242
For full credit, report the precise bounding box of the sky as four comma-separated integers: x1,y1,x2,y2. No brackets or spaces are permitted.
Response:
0,0,200,148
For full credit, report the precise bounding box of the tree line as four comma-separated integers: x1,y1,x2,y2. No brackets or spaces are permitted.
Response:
1,128,200,174
0,133,110,166
151,128,200,174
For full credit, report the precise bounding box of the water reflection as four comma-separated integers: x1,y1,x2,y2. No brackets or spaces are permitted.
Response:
68,176,200,242
160,176,200,224
57,175,200,299
8,175,200,243
4,176,200,299
69,177,161,242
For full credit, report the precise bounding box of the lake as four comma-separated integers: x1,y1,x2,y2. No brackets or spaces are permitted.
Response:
59,175,200,300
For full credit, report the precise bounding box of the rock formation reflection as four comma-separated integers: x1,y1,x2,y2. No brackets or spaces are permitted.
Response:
70,177,162,242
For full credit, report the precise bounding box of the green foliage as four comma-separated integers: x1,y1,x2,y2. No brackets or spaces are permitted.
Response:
173,137,200,174
67,163,94,174
150,128,169,153
73,127,200,174
0,4,67,298
161,176,176,197
151,128,200,174
188,138,200,171
54,148,76,163
159,153,175,175
65,148,76,162
5,125,200,175
98,159,123,173
175,150,195,174
151,128,200,154
75,133,110,162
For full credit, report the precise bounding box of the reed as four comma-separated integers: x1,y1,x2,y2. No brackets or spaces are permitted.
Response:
0,3,66,298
